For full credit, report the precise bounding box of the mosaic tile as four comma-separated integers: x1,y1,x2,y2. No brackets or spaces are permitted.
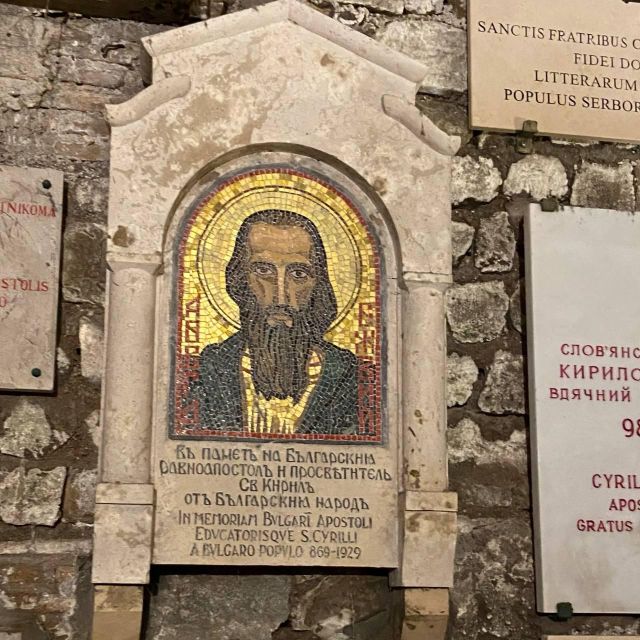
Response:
171,166,383,444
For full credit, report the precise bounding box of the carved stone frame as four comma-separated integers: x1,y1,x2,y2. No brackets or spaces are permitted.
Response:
91,2,460,637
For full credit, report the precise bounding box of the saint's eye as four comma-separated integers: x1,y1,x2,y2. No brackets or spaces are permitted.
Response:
289,266,311,281
251,263,275,277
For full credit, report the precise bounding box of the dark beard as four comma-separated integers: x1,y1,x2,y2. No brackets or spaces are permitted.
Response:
241,300,320,403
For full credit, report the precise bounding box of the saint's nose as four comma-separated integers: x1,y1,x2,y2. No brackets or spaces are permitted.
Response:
276,269,288,306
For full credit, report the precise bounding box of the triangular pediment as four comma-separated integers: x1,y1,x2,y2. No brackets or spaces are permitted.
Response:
142,0,427,87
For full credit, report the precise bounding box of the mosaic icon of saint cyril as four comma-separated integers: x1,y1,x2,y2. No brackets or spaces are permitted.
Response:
190,209,358,435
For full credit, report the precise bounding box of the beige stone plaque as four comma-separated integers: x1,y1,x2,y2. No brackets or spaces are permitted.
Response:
469,0,640,143
93,0,459,591
152,153,399,568
0,165,63,391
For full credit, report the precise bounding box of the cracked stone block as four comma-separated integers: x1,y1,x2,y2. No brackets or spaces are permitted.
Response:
64,469,97,522
451,221,474,264
478,350,525,415
447,353,479,407
452,516,534,639
446,281,509,343
448,417,527,470
0,400,68,459
451,156,502,205
404,0,444,15
79,318,104,384
62,223,106,304
510,284,522,333
417,96,472,145
0,14,58,110
503,154,568,201
334,5,369,27
144,574,290,640
475,212,516,273
344,0,404,14
376,18,466,94
289,575,400,639
57,56,127,90
571,161,635,211
0,466,67,526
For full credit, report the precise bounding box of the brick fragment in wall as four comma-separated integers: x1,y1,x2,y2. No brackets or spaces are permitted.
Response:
0,551,92,640
571,160,635,211
79,317,104,384
62,223,106,305
503,154,568,201
452,516,534,639
57,347,71,375
56,56,127,90
0,400,68,459
56,16,166,69
404,0,444,15
84,410,101,448
448,418,527,471
446,353,478,407
144,574,290,640
474,212,516,273
376,18,466,94
188,0,225,19
478,350,525,415
451,156,502,205
451,221,474,264
1,109,110,163
0,12,60,110
509,284,522,333
0,466,67,526
446,281,509,343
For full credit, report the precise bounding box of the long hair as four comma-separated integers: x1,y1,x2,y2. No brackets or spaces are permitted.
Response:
225,209,338,338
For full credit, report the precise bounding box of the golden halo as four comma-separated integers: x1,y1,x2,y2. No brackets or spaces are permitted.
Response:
194,169,363,331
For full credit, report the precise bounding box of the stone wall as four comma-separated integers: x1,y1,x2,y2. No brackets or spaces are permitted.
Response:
0,0,639,638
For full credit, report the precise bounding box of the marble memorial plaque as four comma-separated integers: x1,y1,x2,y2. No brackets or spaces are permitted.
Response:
0,165,63,391
526,205,640,613
152,162,398,568
469,0,640,143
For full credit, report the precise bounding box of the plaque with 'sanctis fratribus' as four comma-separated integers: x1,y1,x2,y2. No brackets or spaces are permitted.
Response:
469,0,640,143
152,156,398,567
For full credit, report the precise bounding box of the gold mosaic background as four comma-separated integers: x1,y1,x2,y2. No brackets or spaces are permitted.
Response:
177,169,379,357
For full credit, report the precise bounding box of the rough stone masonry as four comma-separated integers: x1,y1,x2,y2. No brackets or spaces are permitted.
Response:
1,0,640,638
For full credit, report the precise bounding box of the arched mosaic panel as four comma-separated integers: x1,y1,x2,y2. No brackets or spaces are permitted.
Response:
170,165,383,443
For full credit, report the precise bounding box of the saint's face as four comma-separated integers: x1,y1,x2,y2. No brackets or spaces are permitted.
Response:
245,222,317,328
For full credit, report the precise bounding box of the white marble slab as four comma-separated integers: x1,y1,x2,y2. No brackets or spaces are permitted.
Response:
526,205,640,613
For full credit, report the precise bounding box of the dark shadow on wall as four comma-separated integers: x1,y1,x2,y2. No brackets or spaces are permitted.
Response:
141,566,403,640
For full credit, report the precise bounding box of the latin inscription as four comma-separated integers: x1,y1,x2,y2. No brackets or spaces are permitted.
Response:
157,444,393,564
469,0,640,143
